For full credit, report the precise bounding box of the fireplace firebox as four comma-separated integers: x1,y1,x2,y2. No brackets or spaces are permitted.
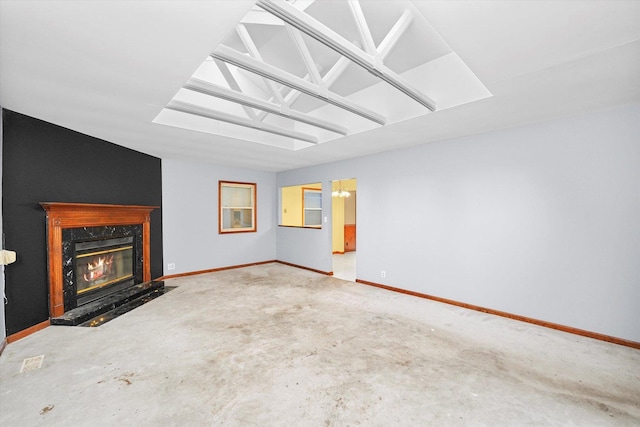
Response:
62,226,143,310
76,237,134,296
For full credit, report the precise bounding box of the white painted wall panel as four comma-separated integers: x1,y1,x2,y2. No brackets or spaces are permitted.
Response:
162,159,276,275
276,103,640,342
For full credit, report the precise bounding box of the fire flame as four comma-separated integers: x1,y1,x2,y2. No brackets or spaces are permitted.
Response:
83,254,114,282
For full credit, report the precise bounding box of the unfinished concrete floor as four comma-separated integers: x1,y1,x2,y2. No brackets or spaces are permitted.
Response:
1,263,639,426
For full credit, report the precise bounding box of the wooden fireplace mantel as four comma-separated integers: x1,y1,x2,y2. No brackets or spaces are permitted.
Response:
41,202,159,318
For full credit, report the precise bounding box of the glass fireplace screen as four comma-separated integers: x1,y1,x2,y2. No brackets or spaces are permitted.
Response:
75,238,134,295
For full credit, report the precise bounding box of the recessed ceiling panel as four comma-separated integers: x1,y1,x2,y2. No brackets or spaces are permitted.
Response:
154,0,492,150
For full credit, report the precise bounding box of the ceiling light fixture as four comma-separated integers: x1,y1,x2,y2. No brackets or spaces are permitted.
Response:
256,0,437,112
332,181,351,198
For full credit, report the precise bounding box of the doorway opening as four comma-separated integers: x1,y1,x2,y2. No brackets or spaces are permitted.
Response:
331,178,357,281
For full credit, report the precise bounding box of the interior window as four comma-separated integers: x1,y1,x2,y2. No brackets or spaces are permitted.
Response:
280,183,322,228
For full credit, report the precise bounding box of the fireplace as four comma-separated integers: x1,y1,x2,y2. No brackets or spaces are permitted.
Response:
62,225,143,310
41,203,158,318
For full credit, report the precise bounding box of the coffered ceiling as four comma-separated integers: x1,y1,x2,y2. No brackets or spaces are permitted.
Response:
1,1,639,172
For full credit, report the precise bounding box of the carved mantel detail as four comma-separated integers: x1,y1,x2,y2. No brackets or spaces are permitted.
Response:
40,203,159,318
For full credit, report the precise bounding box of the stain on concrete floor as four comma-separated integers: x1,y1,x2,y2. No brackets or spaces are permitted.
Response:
1,263,639,426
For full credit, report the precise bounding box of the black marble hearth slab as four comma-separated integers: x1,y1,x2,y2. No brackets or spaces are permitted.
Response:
78,287,175,327
51,281,165,326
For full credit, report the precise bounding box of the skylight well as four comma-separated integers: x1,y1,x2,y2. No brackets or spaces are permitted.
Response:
154,0,492,151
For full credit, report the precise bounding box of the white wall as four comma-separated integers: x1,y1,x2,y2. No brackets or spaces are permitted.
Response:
162,159,277,275
276,173,334,272
277,103,640,342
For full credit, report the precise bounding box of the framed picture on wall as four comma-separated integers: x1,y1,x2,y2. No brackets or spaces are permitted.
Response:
219,181,257,233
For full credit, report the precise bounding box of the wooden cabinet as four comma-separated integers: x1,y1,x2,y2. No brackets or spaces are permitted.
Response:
344,224,356,252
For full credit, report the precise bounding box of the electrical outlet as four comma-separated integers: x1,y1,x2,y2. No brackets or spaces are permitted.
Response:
381,271,386,278
167,263,176,271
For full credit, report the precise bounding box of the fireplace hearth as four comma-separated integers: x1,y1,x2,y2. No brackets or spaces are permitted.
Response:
41,203,163,325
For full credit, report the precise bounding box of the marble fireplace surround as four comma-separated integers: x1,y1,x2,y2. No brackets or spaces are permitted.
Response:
62,224,143,310
41,202,158,318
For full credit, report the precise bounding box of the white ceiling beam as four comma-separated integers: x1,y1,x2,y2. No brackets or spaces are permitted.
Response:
235,22,286,123
166,100,318,144
211,45,386,125
184,77,348,135
286,24,324,87
257,54,352,121
269,56,352,118
240,9,284,26
240,2,319,26
214,59,258,121
289,0,315,11
235,24,285,106
322,55,352,88
256,0,436,111
376,10,413,62
348,1,377,56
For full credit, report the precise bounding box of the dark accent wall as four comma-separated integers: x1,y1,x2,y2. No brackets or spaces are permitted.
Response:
1,109,163,335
